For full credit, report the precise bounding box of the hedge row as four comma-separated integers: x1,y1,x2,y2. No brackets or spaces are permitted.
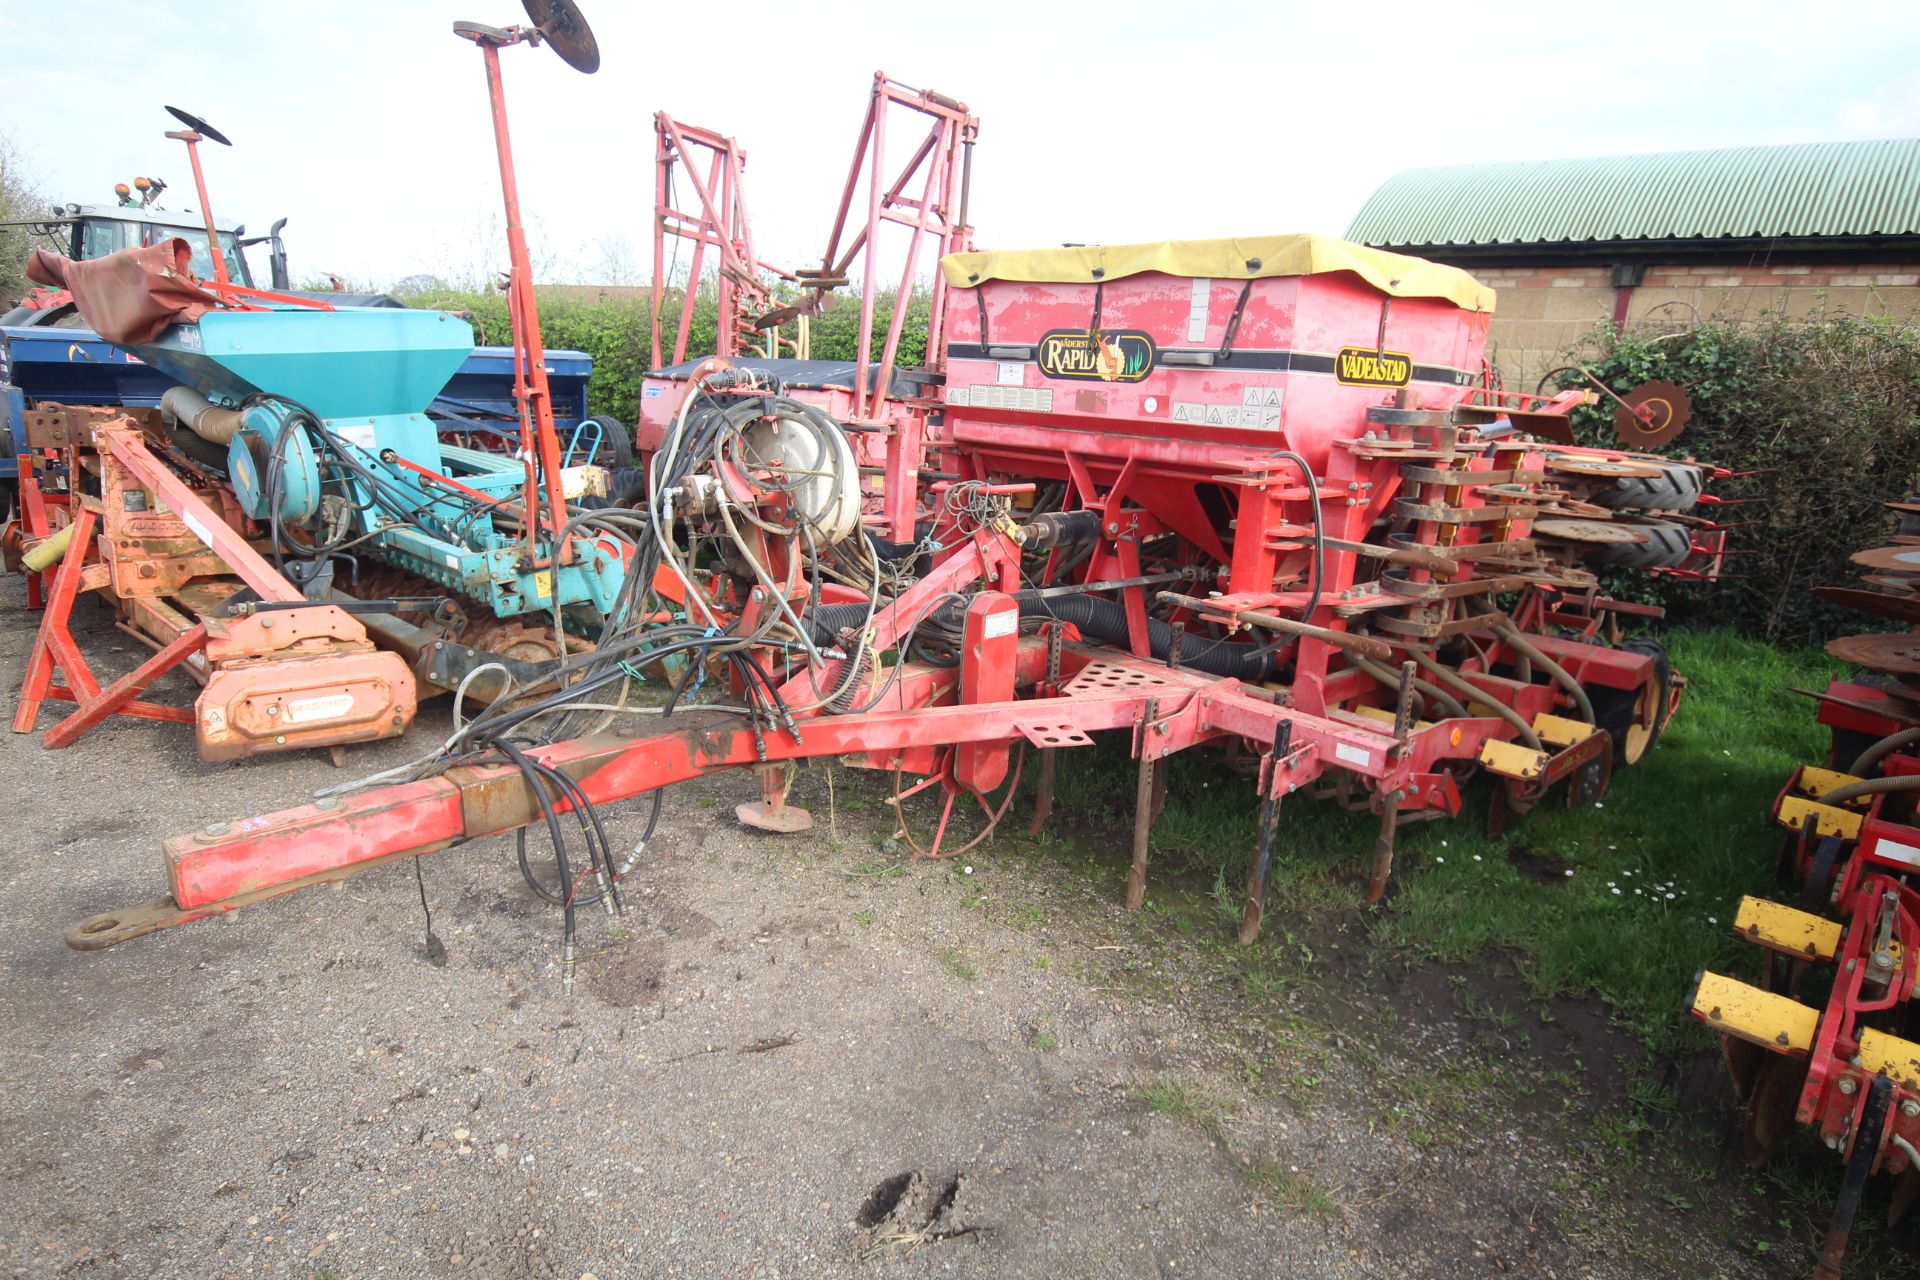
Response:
1561,310,1920,642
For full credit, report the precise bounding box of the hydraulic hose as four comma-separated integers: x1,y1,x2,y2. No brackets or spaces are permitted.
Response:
1464,600,1595,725
1409,645,1543,751
1850,726,1920,777
1812,774,1920,807
160,385,246,446
1351,652,1468,720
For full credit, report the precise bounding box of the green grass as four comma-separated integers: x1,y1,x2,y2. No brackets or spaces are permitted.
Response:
1139,1077,1205,1121
935,947,978,981
1368,628,1839,1054
852,909,878,925
1246,1160,1342,1219
1026,628,1843,1057
846,859,907,879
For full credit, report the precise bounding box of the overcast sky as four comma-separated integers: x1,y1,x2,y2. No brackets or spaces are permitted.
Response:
8,0,1920,291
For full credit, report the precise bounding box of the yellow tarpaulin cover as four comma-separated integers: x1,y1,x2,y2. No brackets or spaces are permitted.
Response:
939,233,1496,314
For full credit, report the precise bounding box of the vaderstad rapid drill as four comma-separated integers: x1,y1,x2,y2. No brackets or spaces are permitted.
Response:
64,219,1726,959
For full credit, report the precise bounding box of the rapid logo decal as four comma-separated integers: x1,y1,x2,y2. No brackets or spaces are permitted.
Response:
1037,329,1155,383
1335,346,1412,387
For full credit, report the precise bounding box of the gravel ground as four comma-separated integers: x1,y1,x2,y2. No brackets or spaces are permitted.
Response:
0,580,1787,1279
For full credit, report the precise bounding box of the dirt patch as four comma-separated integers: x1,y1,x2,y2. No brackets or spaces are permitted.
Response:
578,935,666,1008
0,575,1831,1280
1506,845,1576,884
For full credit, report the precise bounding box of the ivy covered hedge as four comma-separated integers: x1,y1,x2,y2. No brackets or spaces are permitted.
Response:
1560,311,1920,642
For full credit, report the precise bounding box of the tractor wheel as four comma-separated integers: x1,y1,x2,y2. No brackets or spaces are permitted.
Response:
584,415,634,471
1575,520,1693,570
1590,636,1670,766
1586,459,1704,512
1897,495,1920,538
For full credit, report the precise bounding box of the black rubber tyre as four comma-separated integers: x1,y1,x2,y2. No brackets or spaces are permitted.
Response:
583,415,634,471
1577,520,1693,569
1801,836,1844,910
1590,636,1670,766
1829,726,1879,774
1587,459,1704,512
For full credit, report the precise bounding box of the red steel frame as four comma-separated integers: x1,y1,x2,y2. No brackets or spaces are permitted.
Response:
636,75,978,544
1741,787,1920,1217
15,419,416,758
14,503,197,740
70,101,1723,954
649,114,795,368
811,72,977,426
70,327,1695,949
1695,691,1920,1269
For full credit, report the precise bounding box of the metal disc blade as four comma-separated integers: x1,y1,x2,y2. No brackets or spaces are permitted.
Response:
1851,545,1920,574
752,304,803,330
1827,632,1920,677
165,105,232,145
1740,1050,1807,1171
1545,456,1662,481
523,0,599,71
1614,379,1691,449
1863,574,1920,594
1814,586,1920,625
1534,517,1646,545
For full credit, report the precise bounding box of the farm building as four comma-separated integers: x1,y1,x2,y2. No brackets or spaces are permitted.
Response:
1347,138,1920,389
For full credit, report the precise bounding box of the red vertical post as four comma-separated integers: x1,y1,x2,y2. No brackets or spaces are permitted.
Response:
478,40,573,561
855,89,887,421
651,116,671,371
174,134,232,286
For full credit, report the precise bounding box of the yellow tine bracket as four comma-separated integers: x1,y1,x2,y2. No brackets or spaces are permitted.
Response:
1478,739,1548,781
1796,766,1868,803
1774,794,1865,841
1352,705,1433,732
1688,970,1820,1054
1733,895,1842,962
1532,712,1592,750
1858,1028,1920,1090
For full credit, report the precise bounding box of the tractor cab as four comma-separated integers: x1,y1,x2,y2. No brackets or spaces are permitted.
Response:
66,202,257,286
4,195,291,325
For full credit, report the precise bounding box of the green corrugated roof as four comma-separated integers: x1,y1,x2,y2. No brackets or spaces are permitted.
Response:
1346,139,1920,248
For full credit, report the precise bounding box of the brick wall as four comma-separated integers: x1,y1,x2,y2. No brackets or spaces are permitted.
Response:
1471,262,1920,391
